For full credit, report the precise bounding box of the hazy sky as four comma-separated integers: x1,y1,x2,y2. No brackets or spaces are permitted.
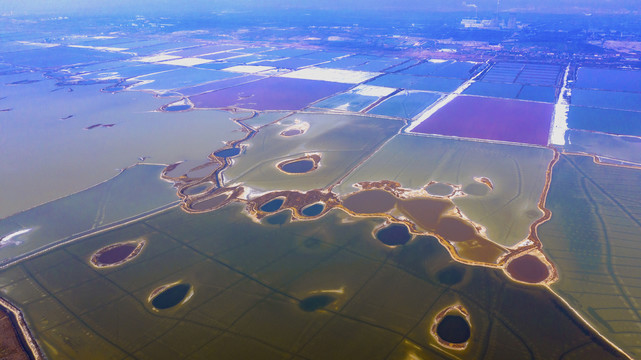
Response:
2,0,640,15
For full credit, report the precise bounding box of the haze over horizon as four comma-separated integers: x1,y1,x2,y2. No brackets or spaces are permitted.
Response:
2,0,640,16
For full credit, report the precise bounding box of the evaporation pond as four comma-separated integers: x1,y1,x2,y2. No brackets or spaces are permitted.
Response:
280,160,315,174
299,294,336,312
436,315,471,343
375,223,411,246
214,147,241,158
506,254,549,283
165,104,191,112
281,129,303,136
96,244,137,265
301,203,324,217
183,183,212,196
261,198,284,212
342,189,397,214
411,95,553,146
152,284,191,310
426,183,454,196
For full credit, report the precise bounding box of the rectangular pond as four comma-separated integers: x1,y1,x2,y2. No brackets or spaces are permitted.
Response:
132,68,240,91
176,74,265,96
252,57,326,69
410,95,553,146
566,105,641,136
312,92,379,112
571,88,641,112
563,129,641,165
575,67,641,92
189,76,352,110
366,73,463,93
399,60,477,79
367,91,441,119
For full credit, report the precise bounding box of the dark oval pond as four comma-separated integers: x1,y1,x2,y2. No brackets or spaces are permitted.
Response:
301,203,324,217
436,315,471,344
265,211,290,225
299,294,336,312
281,129,303,136
261,198,285,212
437,266,465,286
95,243,138,265
152,284,191,310
280,159,315,174
375,223,411,246
214,147,241,158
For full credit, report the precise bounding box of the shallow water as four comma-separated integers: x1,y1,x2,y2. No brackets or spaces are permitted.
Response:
0,203,625,359
0,77,245,218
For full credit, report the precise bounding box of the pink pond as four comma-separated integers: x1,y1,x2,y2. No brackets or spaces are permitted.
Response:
189,77,351,111
410,96,554,146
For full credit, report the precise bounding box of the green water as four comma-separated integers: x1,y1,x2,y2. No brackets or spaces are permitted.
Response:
0,165,178,266
539,154,641,358
337,134,554,247
0,201,625,359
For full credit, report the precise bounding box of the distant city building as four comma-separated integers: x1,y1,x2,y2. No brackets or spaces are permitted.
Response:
461,18,495,28
461,16,521,30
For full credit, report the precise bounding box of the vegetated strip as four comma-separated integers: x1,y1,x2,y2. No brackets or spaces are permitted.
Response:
0,297,44,360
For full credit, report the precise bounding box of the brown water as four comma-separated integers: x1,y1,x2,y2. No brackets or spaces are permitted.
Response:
190,194,229,211
436,216,477,242
506,254,550,283
342,189,397,214
95,244,137,265
397,197,454,231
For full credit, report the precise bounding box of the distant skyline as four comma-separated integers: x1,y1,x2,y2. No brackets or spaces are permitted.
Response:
2,0,640,15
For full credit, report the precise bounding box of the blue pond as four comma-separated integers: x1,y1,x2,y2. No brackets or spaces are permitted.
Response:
280,159,315,174
301,203,324,217
375,223,411,246
164,104,192,112
214,147,241,158
261,198,284,212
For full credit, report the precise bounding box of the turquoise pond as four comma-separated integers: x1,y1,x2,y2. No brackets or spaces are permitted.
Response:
567,106,641,136
312,92,378,112
366,73,463,93
367,91,441,119
571,88,641,112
